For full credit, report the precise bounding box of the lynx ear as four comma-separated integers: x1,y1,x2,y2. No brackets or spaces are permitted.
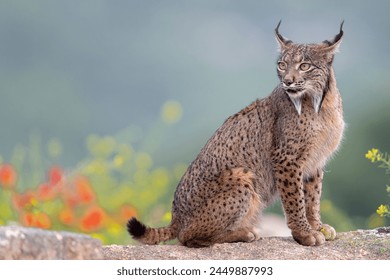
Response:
322,21,344,54
275,20,293,51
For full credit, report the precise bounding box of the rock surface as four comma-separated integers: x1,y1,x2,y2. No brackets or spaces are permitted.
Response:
103,227,390,260
0,226,103,260
1,226,389,260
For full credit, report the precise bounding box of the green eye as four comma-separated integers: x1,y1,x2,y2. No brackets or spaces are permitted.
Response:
299,63,311,71
278,61,287,71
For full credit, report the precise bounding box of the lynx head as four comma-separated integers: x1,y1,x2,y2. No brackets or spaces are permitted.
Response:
275,21,344,114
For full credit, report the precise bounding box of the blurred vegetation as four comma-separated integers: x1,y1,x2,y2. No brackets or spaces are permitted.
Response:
0,101,186,244
365,148,390,219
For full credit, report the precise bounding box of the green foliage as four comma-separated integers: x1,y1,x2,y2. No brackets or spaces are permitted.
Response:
365,148,390,219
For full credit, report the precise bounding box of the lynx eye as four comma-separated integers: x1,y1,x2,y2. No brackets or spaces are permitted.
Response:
277,62,287,71
299,63,311,71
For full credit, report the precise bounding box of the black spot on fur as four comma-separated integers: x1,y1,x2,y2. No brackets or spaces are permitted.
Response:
127,217,146,238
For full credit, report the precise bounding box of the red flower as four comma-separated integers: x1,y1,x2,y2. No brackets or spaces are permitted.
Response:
35,212,51,229
81,207,105,231
59,207,75,225
61,176,95,208
12,191,35,211
23,212,35,226
74,176,95,204
119,204,138,222
48,166,63,187
37,183,57,201
0,164,17,189
21,212,51,229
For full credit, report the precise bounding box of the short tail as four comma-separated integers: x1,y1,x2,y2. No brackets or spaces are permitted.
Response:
127,217,177,245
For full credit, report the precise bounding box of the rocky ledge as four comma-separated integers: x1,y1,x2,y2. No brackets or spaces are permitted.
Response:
1,226,389,260
0,226,102,260
103,227,390,260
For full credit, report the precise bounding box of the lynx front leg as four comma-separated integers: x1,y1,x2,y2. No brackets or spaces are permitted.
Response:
304,170,323,231
304,170,336,241
275,162,325,246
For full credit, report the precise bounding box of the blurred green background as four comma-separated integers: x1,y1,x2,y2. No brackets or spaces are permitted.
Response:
0,0,389,243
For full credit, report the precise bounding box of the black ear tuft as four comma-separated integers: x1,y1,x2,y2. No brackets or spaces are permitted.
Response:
275,20,293,50
323,21,344,46
127,217,146,238
321,21,344,56
333,20,344,43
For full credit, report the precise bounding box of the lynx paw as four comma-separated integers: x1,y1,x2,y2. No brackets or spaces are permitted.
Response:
248,227,261,242
292,229,325,246
320,224,337,241
243,228,261,242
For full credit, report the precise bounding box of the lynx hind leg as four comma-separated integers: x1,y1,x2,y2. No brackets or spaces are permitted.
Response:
184,227,260,248
179,168,262,248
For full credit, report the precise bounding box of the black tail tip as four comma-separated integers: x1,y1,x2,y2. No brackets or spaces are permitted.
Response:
127,217,146,238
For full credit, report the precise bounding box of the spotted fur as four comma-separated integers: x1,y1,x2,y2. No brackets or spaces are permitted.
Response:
127,22,345,247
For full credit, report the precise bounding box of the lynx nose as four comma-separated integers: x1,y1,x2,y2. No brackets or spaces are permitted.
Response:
283,79,294,86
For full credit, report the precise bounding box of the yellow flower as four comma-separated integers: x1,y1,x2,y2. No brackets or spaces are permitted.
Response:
376,204,389,217
113,155,124,168
161,100,183,124
107,222,122,236
365,148,381,163
162,211,172,223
